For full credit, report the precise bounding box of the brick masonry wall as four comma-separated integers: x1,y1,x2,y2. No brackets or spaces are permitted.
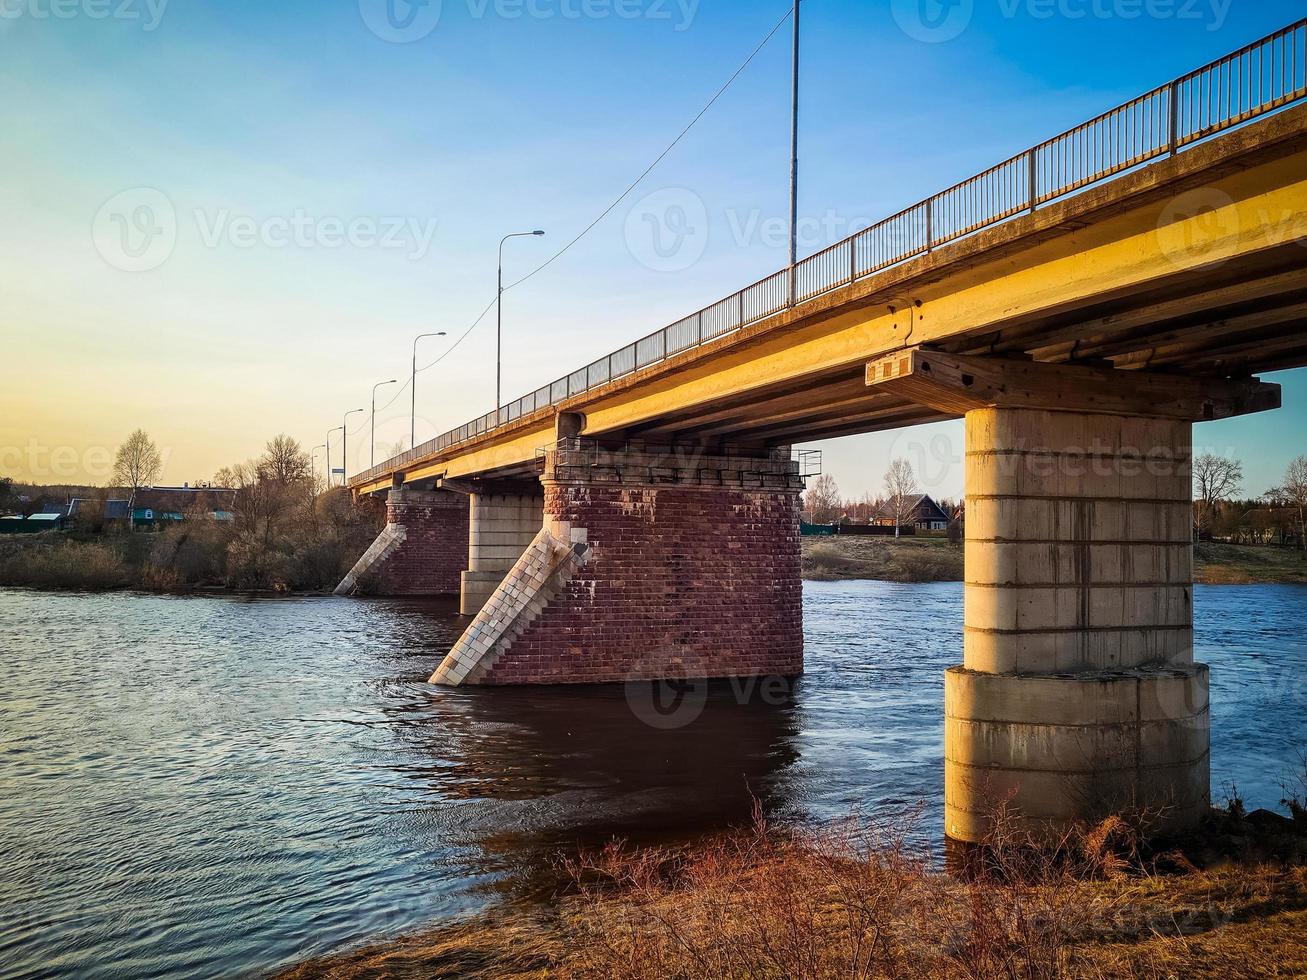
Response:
480,482,803,685
339,488,469,596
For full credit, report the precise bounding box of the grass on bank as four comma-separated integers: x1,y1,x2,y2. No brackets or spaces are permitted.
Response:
803,535,963,583
277,799,1307,980
0,502,382,595
802,536,1307,585
1195,541,1307,584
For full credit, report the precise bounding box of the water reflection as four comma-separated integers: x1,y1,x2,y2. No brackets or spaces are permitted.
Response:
0,581,1302,979
396,679,800,897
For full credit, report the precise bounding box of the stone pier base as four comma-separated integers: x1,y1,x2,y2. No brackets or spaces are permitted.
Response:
334,488,468,597
431,444,805,686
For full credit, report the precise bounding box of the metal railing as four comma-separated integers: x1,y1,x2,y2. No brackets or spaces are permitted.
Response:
353,19,1307,488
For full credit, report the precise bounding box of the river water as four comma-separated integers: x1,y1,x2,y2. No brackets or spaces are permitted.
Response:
1,582,1303,979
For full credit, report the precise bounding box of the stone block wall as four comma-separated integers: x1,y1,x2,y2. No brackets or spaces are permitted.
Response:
335,488,469,596
431,445,805,686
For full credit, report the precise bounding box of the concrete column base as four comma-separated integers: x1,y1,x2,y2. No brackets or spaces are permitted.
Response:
460,570,507,616
944,664,1210,843
948,406,1207,843
459,491,544,616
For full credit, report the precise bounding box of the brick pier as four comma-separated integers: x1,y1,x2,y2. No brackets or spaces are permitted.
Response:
431,442,805,686
334,488,468,596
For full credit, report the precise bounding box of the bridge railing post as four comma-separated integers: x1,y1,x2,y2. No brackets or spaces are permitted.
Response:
1168,79,1181,155
1027,148,1038,212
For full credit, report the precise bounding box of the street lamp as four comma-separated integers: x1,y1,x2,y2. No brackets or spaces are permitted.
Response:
311,443,326,489
342,409,363,486
411,331,447,450
497,229,545,424
326,427,343,488
371,379,397,468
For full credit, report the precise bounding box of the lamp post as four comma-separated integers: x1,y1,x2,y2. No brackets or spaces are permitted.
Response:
311,444,326,490
342,409,363,486
497,229,545,424
326,427,343,488
371,379,398,468
411,331,447,450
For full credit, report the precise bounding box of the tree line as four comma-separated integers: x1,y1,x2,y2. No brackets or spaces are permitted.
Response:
1194,453,1307,549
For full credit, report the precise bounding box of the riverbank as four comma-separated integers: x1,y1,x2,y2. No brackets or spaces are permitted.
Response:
0,508,380,594
277,804,1307,980
801,536,1307,585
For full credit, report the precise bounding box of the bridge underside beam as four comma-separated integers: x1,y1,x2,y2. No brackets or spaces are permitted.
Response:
869,350,1279,843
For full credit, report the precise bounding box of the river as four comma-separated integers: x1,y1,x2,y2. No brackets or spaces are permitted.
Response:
0,582,1303,979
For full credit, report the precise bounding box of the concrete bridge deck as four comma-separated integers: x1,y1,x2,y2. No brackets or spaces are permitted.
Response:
351,22,1307,494
338,22,1307,845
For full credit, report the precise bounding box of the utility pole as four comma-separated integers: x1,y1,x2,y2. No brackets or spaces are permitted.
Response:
788,0,800,305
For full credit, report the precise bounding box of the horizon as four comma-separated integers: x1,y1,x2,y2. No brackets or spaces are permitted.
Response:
4,0,1305,500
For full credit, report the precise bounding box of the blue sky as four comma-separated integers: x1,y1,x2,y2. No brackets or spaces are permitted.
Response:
1,0,1303,498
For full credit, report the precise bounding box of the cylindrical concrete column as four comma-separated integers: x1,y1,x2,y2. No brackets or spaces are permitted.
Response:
460,492,544,615
946,407,1209,843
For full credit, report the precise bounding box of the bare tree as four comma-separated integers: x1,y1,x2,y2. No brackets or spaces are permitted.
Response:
378,439,407,462
803,473,841,525
112,429,162,524
1192,453,1242,541
1276,455,1307,553
883,457,919,539
258,434,312,488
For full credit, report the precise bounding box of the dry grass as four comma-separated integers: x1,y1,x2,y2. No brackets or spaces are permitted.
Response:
280,808,1307,980
803,536,963,583
1194,542,1307,585
0,535,131,590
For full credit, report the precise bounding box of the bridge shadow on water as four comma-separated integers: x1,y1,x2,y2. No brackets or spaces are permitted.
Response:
378,639,804,899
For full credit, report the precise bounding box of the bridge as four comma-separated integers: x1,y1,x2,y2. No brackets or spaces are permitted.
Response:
339,21,1307,843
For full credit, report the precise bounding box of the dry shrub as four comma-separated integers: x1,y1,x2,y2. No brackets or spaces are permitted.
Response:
555,805,1158,980
279,804,1307,980
0,536,130,590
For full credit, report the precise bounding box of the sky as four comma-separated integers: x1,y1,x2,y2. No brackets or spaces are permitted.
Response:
1,0,1304,500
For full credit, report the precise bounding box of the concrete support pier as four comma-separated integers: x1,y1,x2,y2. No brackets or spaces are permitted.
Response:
867,347,1280,842
947,407,1208,842
431,441,805,686
334,488,469,597
461,490,545,616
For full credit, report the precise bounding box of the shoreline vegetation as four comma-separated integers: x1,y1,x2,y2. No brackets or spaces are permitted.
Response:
278,792,1307,980
801,535,1307,585
0,434,385,595
4,530,1307,594
0,504,382,595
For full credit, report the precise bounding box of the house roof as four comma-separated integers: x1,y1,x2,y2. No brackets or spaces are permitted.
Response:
874,493,952,524
68,488,236,519
68,498,130,519
133,488,236,513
